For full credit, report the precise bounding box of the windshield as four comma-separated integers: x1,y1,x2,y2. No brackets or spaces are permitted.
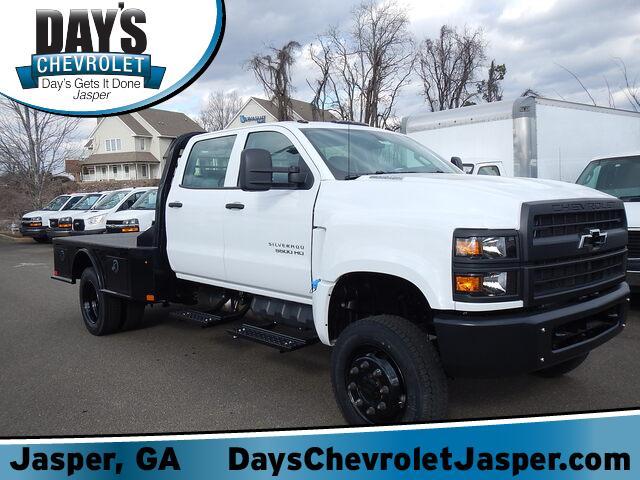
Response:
42,195,70,211
93,191,130,210
577,156,640,201
301,128,459,179
71,194,103,210
131,190,158,210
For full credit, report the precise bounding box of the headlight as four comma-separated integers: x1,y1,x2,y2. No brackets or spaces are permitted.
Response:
454,271,517,297
58,216,72,228
455,235,517,259
30,216,42,222
122,219,139,225
87,214,106,225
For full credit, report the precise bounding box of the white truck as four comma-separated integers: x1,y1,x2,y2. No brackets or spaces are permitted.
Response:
402,96,640,182
68,188,151,236
105,188,158,234
48,192,107,238
52,122,630,425
20,193,86,242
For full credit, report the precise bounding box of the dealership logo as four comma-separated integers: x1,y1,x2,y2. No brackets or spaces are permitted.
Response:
240,114,267,124
16,4,165,91
0,0,225,116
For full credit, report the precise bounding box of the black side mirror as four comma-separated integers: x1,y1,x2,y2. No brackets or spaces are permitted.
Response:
451,156,464,170
239,148,273,191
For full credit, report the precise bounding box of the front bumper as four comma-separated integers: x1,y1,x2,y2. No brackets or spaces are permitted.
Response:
434,282,630,377
47,228,73,239
69,228,106,236
19,226,48,238
106,225,140,234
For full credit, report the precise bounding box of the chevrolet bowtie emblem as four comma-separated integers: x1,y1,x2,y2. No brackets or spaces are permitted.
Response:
578,228,608,251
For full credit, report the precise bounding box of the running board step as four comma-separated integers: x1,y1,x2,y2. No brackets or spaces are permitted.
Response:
227,324,317,352
170,309,245,328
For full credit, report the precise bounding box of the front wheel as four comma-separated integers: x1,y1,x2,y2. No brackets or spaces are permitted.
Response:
331,315,448,425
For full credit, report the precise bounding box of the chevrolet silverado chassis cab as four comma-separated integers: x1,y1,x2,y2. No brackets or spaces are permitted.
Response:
52,122,630,425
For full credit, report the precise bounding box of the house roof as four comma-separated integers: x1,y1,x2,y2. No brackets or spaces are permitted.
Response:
250,97,337,122
81,152,160,166
136,108,205,137
120,114,152,136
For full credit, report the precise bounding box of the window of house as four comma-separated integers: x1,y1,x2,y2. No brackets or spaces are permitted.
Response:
124,165,130,175
141,165,148,178
137,138,146,150
112,165,118,176
105,139,122,152
182,135,237,189
243,131,313,189
101,166,107,175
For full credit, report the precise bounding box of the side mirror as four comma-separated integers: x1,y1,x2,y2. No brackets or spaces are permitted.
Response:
450,156,464,170
239,149,273,191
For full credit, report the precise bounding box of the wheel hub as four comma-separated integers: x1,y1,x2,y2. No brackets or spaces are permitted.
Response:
347,351,406,422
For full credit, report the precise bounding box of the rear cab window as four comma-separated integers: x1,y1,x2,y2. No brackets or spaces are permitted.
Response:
182,135,237,189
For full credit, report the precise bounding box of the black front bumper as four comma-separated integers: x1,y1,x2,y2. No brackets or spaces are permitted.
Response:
20,226,48,238
434,282,630,377
69,228,106,236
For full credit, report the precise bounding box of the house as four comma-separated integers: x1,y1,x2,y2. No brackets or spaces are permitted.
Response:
226,97,338,129
80,108,205,182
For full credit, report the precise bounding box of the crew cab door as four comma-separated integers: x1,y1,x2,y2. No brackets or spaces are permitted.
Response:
165,134,239,283
223,128,320,302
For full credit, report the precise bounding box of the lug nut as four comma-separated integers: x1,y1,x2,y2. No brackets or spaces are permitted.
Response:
379,386,389,394
350,367,359,375
348,382,357,391
377,402,387,411
360,361,370,370
354,399,363,407
366,407,376,416
373,368,382,378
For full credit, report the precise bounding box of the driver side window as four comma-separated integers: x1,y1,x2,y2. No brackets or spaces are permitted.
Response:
182,135,237,189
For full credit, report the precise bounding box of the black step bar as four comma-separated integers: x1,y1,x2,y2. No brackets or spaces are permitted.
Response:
227,324,317,352
170,309,245,328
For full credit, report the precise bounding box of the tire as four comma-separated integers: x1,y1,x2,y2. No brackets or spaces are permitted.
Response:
532,353,589,378
33,237,49,243
120,301,146,331
79,267,122,336
331,315,448,425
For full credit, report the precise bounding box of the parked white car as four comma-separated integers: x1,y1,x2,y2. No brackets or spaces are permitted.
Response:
20,193,86,242
48,192,108,238
70,188,151,235
106,188,158,233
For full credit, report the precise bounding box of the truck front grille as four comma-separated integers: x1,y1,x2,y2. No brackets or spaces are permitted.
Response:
533,208,625,239
628,231,640,259
531,249,626,302
49,218,59,228
73,219,84,231
523,199,628,306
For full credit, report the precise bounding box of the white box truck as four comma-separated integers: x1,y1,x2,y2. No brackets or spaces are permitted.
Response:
402,96,640,182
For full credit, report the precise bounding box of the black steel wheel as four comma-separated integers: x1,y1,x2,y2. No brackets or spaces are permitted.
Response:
79,267,122,336
332,315,448,425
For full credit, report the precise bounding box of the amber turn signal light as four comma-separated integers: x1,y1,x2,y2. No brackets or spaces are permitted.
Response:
455,238,482,256
455,275,482,293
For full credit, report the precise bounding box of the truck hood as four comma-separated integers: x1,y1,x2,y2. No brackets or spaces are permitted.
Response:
316,173,615,230
22,210,55,219
107,210,155,221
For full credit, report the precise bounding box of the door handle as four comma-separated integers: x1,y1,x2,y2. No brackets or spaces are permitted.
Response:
168,201,183,208
225,202,245,210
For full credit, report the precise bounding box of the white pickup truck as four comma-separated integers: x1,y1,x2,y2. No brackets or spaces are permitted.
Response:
20,193,86,242
52,122,630,425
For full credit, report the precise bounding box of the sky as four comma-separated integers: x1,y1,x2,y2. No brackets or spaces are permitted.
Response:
78,0,640,137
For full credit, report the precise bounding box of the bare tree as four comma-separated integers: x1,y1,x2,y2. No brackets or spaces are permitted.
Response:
417,25,487,111
199,90,243,131
0,100,79,209
309,1,415,128
478,60,506,103
615,58,640,111
307,38,334,120
555,63,596,106
247,41,301,121
521,88,541,97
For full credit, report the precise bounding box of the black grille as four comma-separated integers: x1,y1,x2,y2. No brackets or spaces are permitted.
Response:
73,219,84,231
531,249,626,301
49,218,59,228
106,220,120,226
533,209,626,238
629,231,640,259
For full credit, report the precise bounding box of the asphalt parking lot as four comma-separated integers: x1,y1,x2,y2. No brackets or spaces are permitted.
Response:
0,237,638,437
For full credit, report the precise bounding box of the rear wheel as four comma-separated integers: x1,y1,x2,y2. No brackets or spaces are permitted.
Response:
331,315,448,425
532,353,589,378
79,267,122,336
